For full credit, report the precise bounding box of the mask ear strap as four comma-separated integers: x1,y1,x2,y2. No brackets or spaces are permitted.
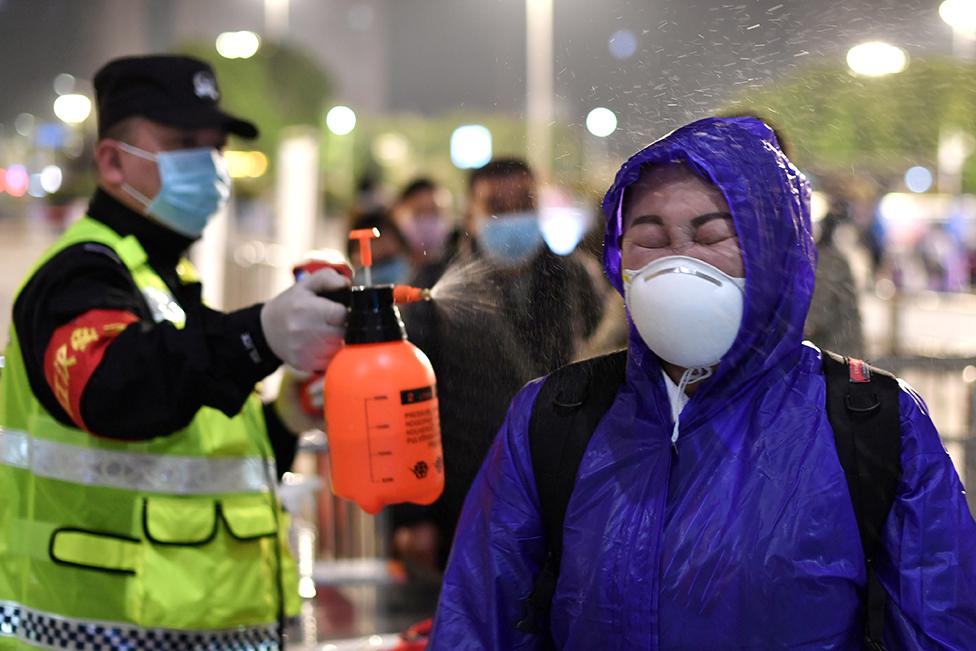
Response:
116,143,157,213
671,366,713,446
117,142,157,162
121,182,153,213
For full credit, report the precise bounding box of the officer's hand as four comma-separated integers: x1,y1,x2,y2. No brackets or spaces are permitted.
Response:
273,367,325,434
260,268,348,372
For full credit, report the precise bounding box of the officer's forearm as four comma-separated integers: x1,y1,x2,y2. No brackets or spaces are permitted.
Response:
79,305,279,440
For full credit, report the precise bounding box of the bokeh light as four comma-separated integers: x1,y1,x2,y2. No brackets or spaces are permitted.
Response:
224,151,269,178
326,105,357,136
940,0,976,32
40,165,63,194
450,124,492,169
216,31,261,59
904,166,933,193
53,73,76,95
6,165,29,198
14,113,34,136
53,94,92,124
608,29,638,60
846,41,908,77
585,107,618,137
373,132,410,164
540,206,587,256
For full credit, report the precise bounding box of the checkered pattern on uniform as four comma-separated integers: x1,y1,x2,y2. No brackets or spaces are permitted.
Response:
3,602,280,651
0,602,20,637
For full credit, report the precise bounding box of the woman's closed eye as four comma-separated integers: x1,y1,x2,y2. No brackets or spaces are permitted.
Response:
695,224,736,246
692,214,737,246
625,224,668,249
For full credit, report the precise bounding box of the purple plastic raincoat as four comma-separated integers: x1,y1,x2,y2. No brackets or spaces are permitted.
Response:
429,117,976,650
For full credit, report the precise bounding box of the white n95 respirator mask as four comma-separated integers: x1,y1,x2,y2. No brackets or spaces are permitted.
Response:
623,255,745,369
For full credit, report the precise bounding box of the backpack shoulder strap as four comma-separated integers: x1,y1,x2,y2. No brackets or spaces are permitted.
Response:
821,350,902,650
516,349,628,636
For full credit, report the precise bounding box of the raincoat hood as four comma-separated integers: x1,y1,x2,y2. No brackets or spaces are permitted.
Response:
601,117,817,397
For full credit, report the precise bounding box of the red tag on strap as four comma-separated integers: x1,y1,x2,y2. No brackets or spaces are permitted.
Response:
847,358,871,383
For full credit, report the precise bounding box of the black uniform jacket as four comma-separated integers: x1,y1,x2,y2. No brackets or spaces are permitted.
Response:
11,189,297,473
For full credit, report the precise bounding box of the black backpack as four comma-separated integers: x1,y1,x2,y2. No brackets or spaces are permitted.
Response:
517,349,901,651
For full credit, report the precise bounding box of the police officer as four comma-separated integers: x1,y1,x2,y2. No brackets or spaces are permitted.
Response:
0,55,347,650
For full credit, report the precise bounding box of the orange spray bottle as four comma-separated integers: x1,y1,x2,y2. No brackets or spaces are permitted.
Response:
323,229,444,514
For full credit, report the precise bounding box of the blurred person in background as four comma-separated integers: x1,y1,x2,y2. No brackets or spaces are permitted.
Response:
804,200,866,358
391,177,460,287
917,222,969,292
577,201,630,358
347,210,413,286
0,55,350,650
461,159,605,371
392,158,605,574
430,116,976,650
864,188,889,281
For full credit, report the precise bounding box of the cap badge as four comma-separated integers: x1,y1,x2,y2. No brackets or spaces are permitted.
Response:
192,71,220,101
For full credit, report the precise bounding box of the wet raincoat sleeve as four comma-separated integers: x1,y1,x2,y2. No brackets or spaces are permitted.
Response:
879,385,976,648
429,381,548,651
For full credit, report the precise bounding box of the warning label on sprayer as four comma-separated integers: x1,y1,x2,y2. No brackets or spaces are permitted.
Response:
400,386,435,405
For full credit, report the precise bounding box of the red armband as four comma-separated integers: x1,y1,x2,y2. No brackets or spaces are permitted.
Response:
43,309,139,431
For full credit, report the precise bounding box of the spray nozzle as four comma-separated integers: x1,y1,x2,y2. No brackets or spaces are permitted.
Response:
349,228,380,287
393,285,432,304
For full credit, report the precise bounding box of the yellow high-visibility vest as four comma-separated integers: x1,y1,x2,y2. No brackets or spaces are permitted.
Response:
0,216,299,650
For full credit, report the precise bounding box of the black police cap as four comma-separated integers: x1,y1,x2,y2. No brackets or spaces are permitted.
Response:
94,55,258,139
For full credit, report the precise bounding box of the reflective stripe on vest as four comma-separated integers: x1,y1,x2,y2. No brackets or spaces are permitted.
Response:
0,427,273,495
0,600,280,651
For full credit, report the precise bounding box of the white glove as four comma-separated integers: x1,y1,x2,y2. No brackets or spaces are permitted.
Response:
261,268,348,372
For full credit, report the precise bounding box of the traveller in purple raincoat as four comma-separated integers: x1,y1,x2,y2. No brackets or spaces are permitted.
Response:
429,117,976,650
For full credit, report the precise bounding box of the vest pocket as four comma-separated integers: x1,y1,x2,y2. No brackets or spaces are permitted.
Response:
142,496,218,545
49,528,141,574
139,493,283,629
220,494,278,540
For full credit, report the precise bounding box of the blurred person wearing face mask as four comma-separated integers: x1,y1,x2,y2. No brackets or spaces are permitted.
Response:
466,161,545,268
392,178,460,286
0,55,349,649
461,159,604,372
393,159,604,576
430,117,976,650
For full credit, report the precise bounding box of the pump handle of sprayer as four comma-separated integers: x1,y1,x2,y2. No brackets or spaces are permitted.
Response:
349,228,379,269
349,228,379,287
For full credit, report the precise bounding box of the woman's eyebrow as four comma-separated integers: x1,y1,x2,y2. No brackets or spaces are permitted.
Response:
690,212,734,228
628,214,664,228
627,212,734,231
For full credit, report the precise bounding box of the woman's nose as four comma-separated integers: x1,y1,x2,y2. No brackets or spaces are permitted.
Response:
668,238,694,255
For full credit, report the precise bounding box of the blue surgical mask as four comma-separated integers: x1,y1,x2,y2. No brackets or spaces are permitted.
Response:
356,256,411,286
119,142,231,238
478,212,544,266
